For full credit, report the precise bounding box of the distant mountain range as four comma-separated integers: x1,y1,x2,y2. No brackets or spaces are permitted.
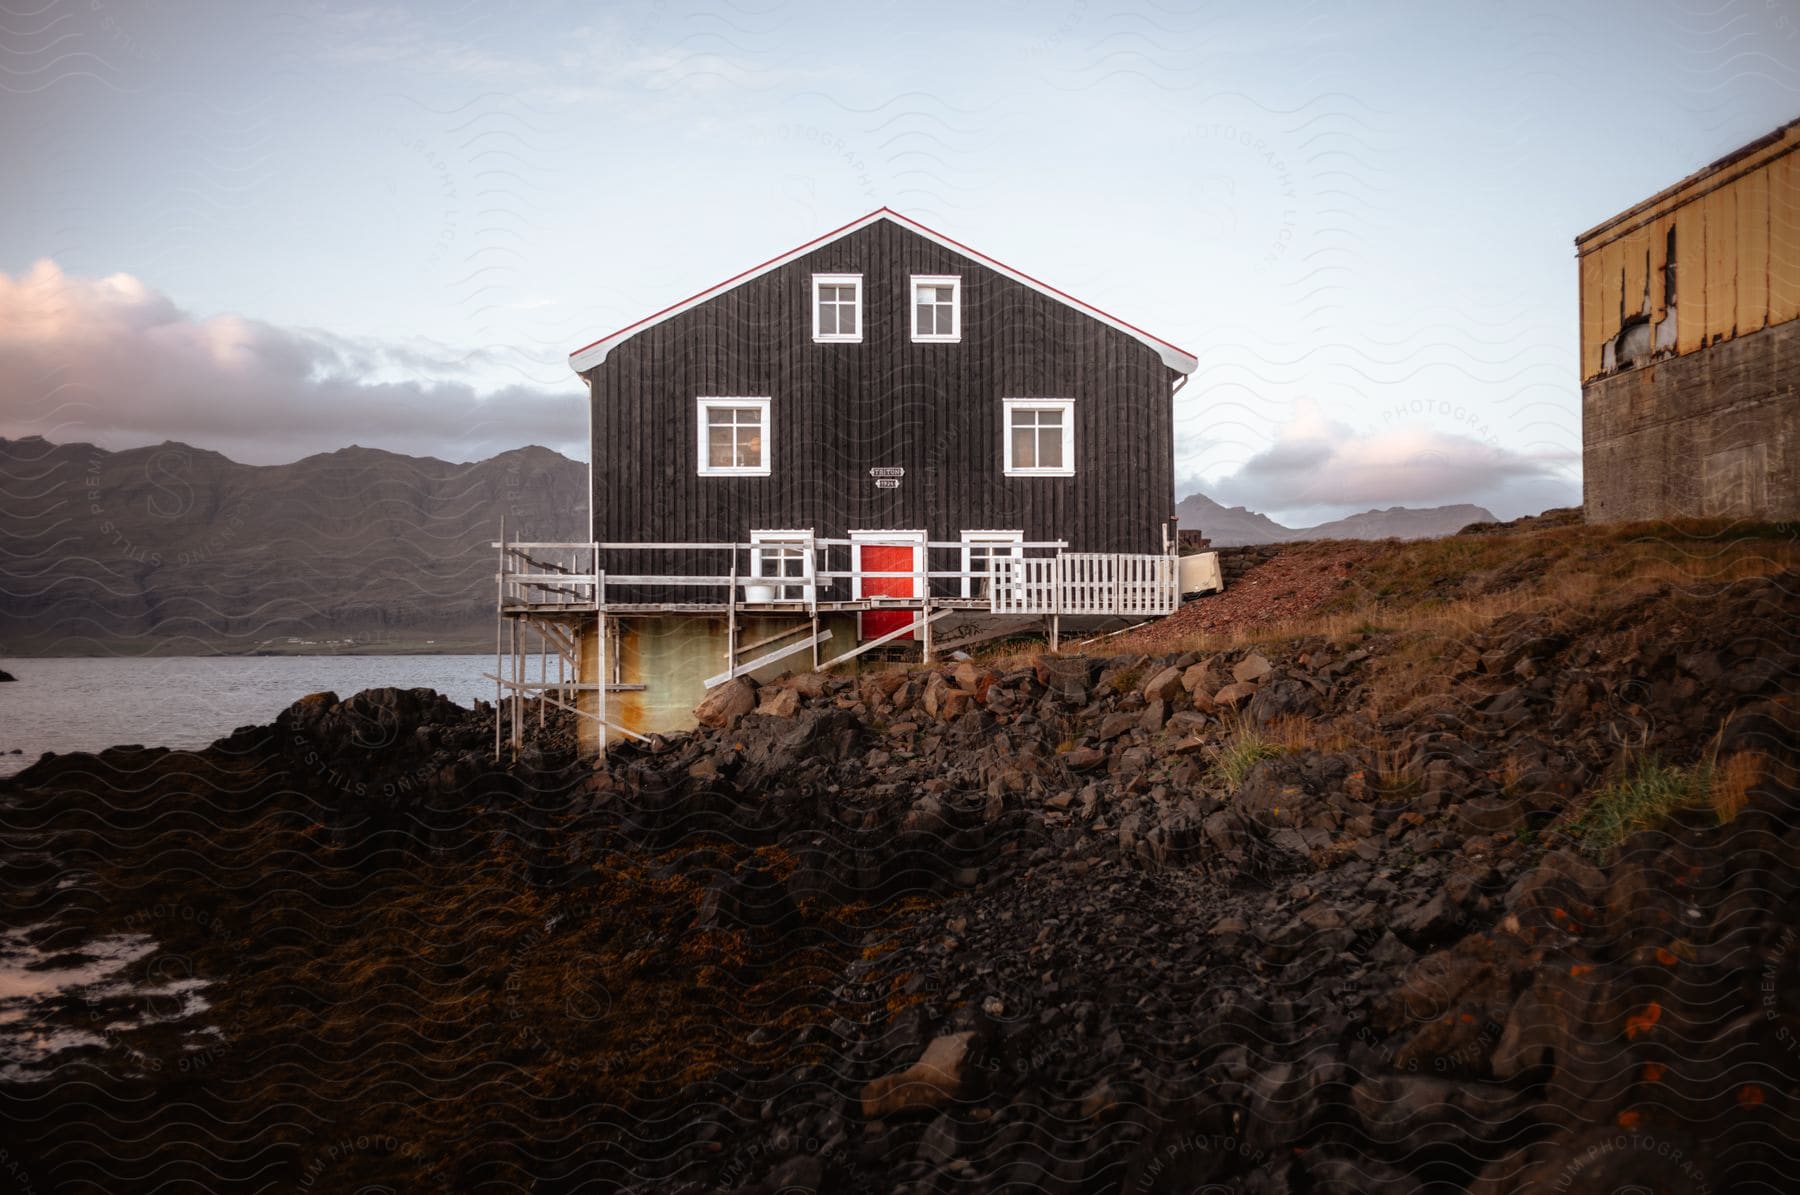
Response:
0,436,586,654
0,435,1499,653
1177,492,1498,547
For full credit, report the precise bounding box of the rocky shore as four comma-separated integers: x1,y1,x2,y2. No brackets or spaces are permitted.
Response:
1,547,1795,1192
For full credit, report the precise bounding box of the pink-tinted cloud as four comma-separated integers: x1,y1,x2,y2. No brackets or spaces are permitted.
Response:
0,260,585,464
1197,401,1578,521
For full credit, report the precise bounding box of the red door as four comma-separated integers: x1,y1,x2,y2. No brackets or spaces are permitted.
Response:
859,543,917,640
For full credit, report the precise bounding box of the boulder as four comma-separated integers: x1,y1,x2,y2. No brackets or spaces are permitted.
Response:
1097,712,1138,742
1213,681,1258,709
1063,746,1107,771
1452,791,1531,833
1139,700,1168,734
1351,1074,1522,1148
694,677,757,729
1506,848,1606,931
1142,665,1184,703
1232,652,1273,683
1034,655,1091,703
861,1031,976,1117
782,671,832,699
754,687,801,718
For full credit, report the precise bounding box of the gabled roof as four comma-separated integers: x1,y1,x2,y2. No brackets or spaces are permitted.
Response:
568,207,1197,375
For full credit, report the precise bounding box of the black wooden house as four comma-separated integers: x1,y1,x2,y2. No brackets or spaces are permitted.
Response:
493,209,1198,751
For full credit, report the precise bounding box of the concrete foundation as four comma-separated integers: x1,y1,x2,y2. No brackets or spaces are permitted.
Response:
1582,315,1799,523
576,612,860,752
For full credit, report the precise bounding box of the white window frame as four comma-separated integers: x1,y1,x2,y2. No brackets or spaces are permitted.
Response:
959,529,1024,599
848,529,927,600
748,529,814,603
910,274,961,343
695,396,771,476
811,272,863,343
1002,398,1075,477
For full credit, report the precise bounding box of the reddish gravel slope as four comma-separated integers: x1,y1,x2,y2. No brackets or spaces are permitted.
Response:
1122,541,1374,649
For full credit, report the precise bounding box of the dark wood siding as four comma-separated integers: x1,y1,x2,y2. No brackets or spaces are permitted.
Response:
586,218,1178,598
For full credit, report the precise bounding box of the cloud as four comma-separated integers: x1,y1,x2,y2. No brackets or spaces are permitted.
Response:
0,260,586,464
1190,400,1579,522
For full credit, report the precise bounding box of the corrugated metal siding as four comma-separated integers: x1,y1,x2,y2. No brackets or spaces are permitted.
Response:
1577,122,1800,380
586,219,1177,600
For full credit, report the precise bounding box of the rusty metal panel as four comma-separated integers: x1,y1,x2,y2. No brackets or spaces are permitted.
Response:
1596,240,1623,353
1735,166,1772,334
1650,214,1671,325
1771,150,1800,326
1580,251,1605,379
1581,122,1800,369
1702,186,1739,344
1621,225,1650,322
1678,200,1710,355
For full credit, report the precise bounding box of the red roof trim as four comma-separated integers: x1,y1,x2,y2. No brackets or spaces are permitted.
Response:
569,206,1196,372
568,209,882,360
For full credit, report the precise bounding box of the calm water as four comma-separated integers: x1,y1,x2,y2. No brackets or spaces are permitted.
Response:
0,655,496,777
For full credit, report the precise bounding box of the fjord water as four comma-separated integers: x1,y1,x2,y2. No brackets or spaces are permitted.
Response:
0,655,497,777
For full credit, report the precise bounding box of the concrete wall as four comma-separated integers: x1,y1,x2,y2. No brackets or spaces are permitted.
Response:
576,612,859,753
1582,314,1798,523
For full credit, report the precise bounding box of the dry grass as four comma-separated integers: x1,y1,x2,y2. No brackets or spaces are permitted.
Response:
1264,713,1356,754
1709,751,1765,823
1571,733,1767,856
1573,756,1715,856
1207,713,1285,787
1132,520,1796,723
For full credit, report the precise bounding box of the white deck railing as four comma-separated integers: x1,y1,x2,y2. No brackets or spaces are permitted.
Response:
988,553,1178,616
496,537,1179,617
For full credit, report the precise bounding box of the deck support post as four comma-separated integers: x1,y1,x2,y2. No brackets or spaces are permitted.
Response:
726,555,738,680
810,612,821,671
596,548,607,758
494,516,505,761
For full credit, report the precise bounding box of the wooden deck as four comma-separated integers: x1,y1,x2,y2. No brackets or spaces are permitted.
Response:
490,529,1183,759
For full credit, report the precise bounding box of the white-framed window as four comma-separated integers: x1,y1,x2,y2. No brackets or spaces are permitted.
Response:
1002,398,1075,477
960,529,1024,599
911,274,960,342
812,273,862,342
749,529,814,603
696,397,770,476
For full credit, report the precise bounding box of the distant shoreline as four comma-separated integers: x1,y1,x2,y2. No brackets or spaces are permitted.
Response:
0,641,493,660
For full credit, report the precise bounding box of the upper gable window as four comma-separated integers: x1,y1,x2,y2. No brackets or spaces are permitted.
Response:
696,397,770,476
812,273,862,342
911,275,960,342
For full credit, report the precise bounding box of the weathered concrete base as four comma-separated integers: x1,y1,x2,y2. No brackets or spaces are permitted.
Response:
1583,316,1798,522
577,612,861,752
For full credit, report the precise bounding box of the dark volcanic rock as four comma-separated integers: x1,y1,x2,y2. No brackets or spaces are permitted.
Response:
4,563,1797,1194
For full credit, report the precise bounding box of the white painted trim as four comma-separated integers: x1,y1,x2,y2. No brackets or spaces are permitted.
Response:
811,272,863,343
848,529,926,600
1002,398,1075,477
748,528,815,603
910,273,961,343
569,209,1197,374
959,529,1023,599
695,397,771,476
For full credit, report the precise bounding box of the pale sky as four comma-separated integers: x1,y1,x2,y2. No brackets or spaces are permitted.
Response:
2,1,1796,523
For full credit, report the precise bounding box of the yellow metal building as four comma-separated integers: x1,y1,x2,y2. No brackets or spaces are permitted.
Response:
1577,118,1799,521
